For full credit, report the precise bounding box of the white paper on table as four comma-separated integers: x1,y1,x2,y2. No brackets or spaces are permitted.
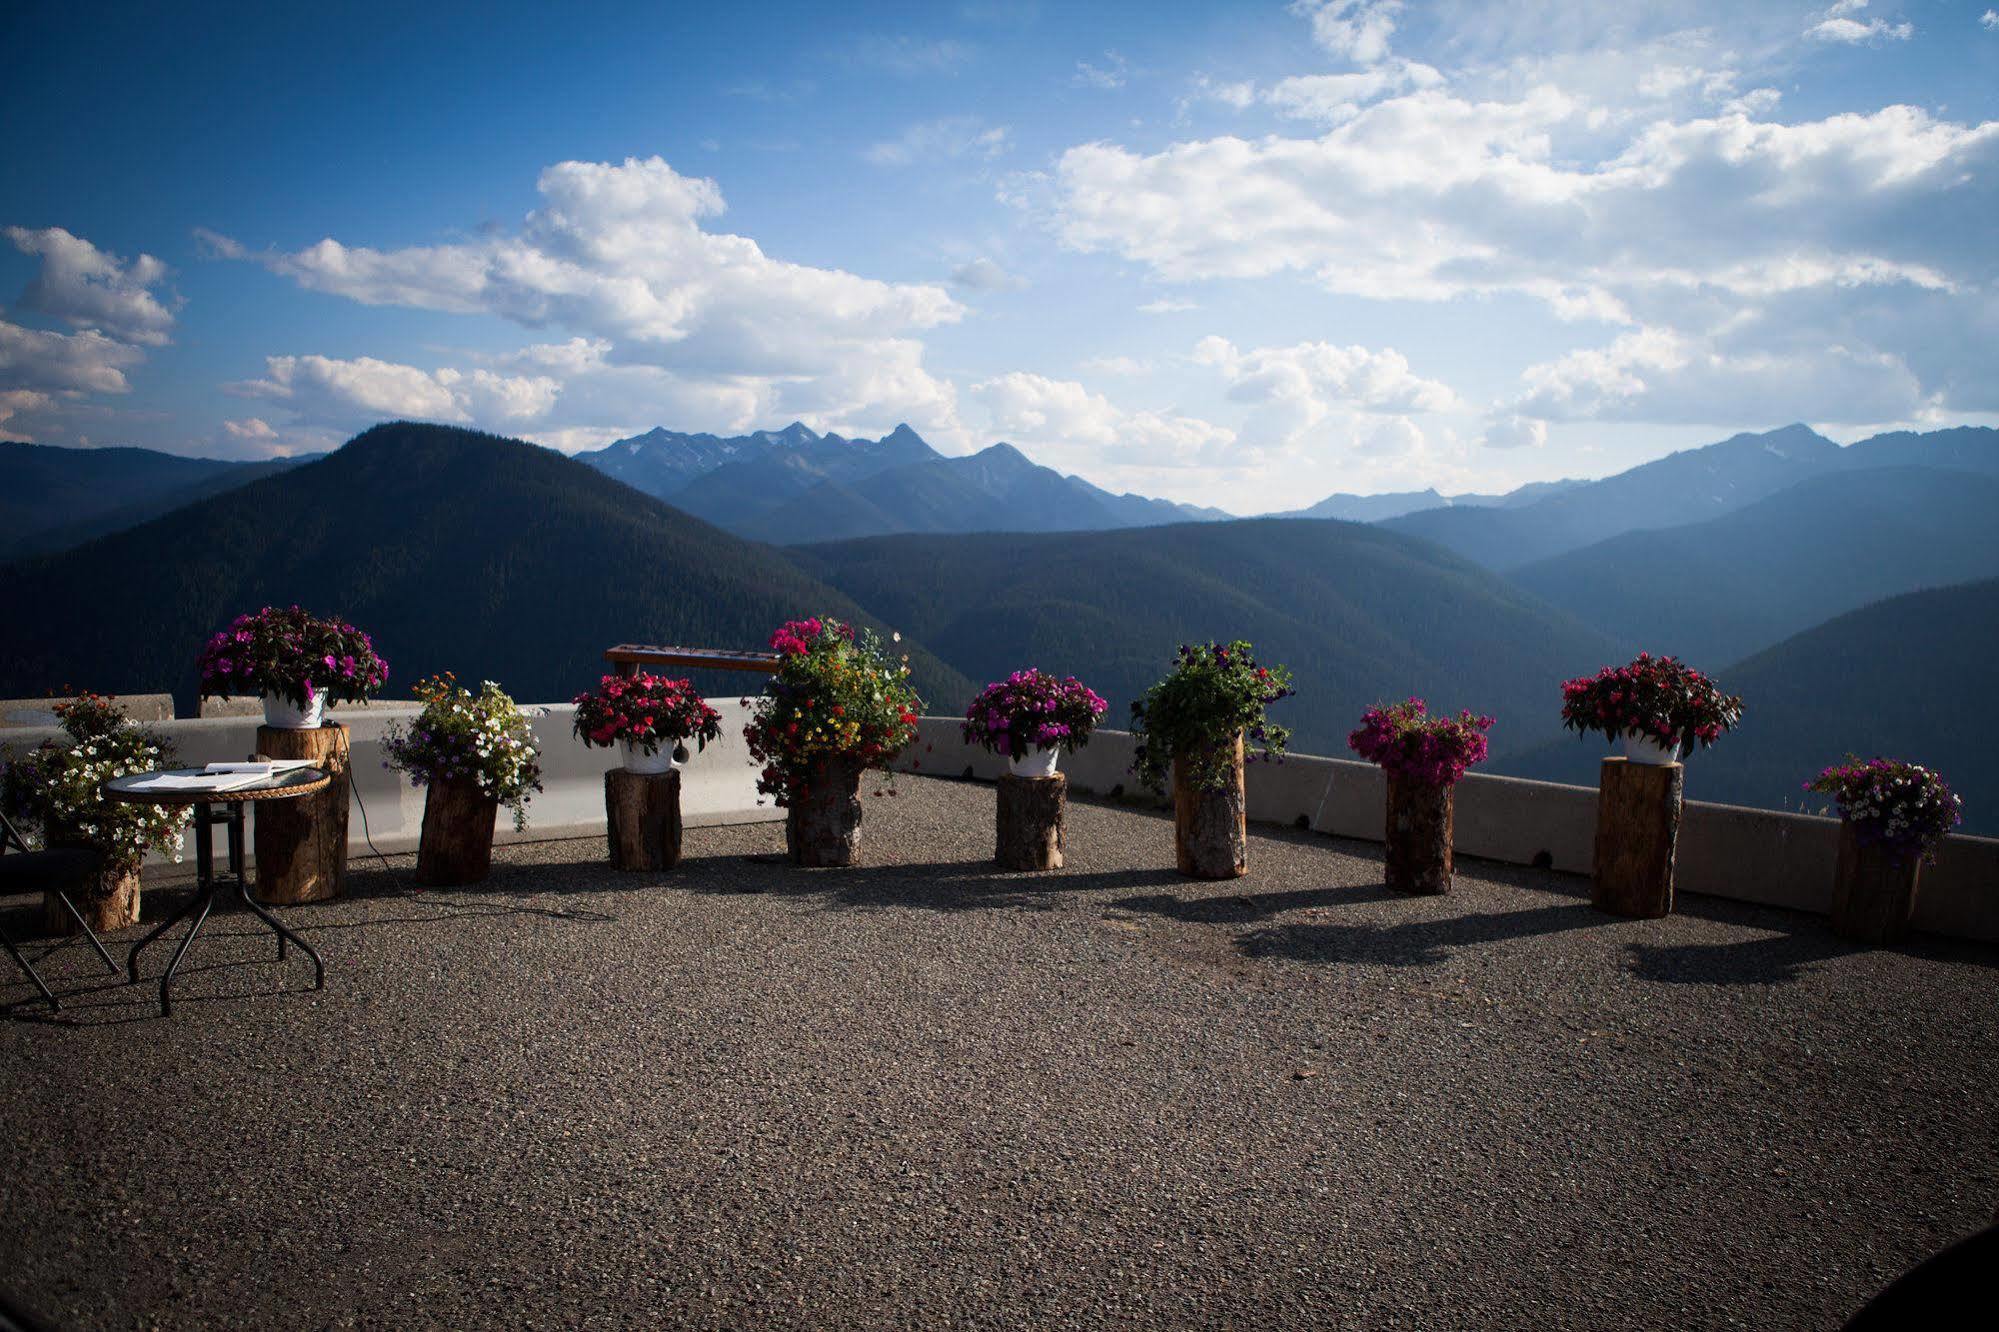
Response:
130,772,265,793
204,760,315,775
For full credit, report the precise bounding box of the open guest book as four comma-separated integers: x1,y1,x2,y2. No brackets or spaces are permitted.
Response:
128,760,315,793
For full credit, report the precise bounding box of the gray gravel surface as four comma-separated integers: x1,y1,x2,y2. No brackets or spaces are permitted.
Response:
3,774,1996,1331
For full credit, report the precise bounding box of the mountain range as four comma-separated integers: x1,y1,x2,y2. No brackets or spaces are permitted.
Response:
574,422,1229,544
2,418,1994,833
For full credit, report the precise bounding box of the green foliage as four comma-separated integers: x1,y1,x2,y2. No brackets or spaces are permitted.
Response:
381,674,543,831
1129,641,1294,793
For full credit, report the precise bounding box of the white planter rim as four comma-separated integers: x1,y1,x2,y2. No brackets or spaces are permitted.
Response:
619,737,680,774
1621,730,1681,765
1007,746,1062,779
261,691,326,730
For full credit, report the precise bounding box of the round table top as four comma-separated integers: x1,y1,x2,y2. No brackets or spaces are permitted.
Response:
104,767,332,806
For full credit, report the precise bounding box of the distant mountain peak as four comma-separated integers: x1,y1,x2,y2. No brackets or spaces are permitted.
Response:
883,423,925,446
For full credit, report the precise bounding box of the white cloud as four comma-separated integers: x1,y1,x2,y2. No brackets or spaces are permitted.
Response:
949,257,1027,291
1075,52,1127,89
1291,0,1403,65
1806,2,1913,43
5,226,176,346
1354,416,1425,457
971,371,1235,467
213,157,972,447
1193,335,1459,443
865,117,1012,167
222,417,278,441
0,389,55,441
1985,10,1998,31
1079,355,1151,376
0,318,145,394
1137,297,1198,314
1481,415,1548,450
230,354,562,426
1264,60,1443,122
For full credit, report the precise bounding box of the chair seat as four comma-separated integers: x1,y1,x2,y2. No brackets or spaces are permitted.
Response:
0,846,104,891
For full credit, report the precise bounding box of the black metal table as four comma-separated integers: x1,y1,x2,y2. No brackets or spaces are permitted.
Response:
105,767,330,1016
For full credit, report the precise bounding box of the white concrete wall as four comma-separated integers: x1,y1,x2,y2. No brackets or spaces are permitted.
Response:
0,699,782,864
897,717,1999,944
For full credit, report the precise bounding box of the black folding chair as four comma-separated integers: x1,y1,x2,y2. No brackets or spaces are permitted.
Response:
0,808,121,1011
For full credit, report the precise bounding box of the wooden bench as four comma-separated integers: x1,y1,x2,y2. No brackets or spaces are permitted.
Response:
603,643,782,677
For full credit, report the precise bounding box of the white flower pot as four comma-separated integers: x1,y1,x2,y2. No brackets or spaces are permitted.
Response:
262,692,325,730
620,738,679,775
1622,731,1681,765
1008,746,1061,779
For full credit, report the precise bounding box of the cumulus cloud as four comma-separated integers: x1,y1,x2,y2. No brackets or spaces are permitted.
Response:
1263,60,1443,122
222,417,278,441
949,257,1027,291
1292,0,1403,65
211,157,971,446
971,371,1235,467
1481,415,1548,450
5,226,176,346
0,389,55,441
1806,2,1913,43
1984,10,1998,30
0,319,145,395
865,117,1012,166
229,354,562,426
1137,297,1198,314
1193,336,1458,452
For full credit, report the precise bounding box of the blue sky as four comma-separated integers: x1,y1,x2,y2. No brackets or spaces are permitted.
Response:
3,0,1995,511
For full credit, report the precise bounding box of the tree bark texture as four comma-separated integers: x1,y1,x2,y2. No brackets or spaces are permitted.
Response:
786,756,865,867
44,862,140,934
1173,734,1248,880
606,768,683,872
1830,820,1922,945
253,722,349,904
1385,774,1454,895
417,778,499,887
996,773,1066,871
1592,757,1682,919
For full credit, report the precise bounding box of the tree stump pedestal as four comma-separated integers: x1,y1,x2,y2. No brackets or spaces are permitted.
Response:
1830,820,1921,944
43,861,140,935
787,756,865,867
605,768,682,871
417,778,499,887
253,722,349,904
996,773,1066,871
1386,774,1454,894
1173,735,1248,881
1592,757,1682,919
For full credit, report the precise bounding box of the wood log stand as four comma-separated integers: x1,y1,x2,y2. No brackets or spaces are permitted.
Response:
1830,820,1922,944
1592,757,1682,919
1385,774,1454,894
43,861,140,934
253,722,349,904
1173,735,1248,881
605,768,683,871
996,773,1066,871
417,778,499,887
786,756,865,867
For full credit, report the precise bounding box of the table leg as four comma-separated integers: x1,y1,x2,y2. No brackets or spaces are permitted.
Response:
155,893,214,1018
127,798,219,1015
235,877,324,991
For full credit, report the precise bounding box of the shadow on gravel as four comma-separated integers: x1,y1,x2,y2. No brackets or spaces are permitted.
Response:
1238,901,1604,968
1110,884,1406,924
674,853,1185,914
1623,932,1859,987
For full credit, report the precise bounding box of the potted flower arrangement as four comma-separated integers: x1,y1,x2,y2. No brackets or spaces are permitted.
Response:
1130,641,1294,880
742,617,922,867
574,673,723,774
382,674,542,886
1806,757,1963,944
197,605,390,729
0,694,187,931
1348,699,1494,894
1559,652,1742,765
962,669,1108,778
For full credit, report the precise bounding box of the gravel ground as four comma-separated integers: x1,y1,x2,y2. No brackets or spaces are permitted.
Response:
3,773,1996,1331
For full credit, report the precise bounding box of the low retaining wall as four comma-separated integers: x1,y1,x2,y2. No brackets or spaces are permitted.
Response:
898,718,1999,944
0,700,782,867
